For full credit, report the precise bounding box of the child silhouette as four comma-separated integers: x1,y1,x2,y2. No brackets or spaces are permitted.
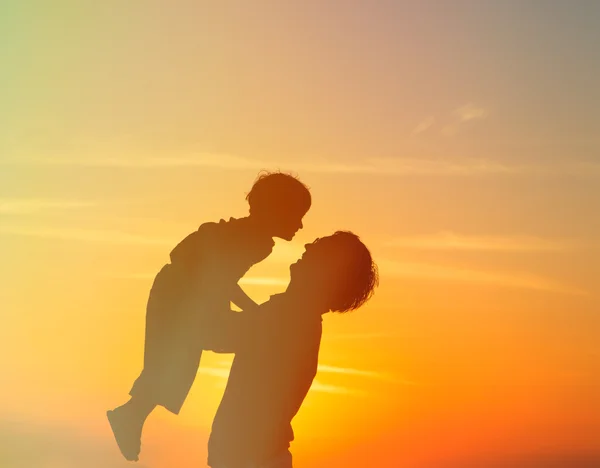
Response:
107,171,311,461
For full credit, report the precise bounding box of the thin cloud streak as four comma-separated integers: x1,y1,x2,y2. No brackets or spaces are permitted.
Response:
0,153,563,176
328,332,396,340
0,224,175,246
0,198,97,214
0,223,303,260
379,258,586,295
456,103,489,122
209,361,393,383
4,224,581,295
385,232,577,252
287,240,584,294
317,364,417,385
205,361,406,384
198,365,363,395
109,272,289,287
317,364,387,379
310,379,365,396
412,116,436,134
6,152,600,176
442,103,488,136
197,367,231,379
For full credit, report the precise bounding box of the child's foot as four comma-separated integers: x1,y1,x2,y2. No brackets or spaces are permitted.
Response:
107,407,143,461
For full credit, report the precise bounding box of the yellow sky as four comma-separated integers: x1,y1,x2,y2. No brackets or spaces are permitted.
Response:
2,2,599,467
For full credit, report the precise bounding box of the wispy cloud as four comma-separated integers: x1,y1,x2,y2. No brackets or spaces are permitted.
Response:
109,271,289,287
5,223,583,295
6,151,600,177
0,153,536,176
201,361,402,395
385,232,577,252
328,332,396,340
456,103,489,122
0,198,96,214
442,103,488,136
317,364,416,385
283,238,583,294
412,116,436,134
198,365,363,395
0,224,174,246
378,257,585,295
197,367,231,379
310,379,365,395
0,223,304,261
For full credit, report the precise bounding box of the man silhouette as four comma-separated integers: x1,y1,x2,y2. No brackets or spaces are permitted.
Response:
205,231,379,468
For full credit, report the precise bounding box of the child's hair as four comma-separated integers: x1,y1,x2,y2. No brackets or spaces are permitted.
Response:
246,170,311,215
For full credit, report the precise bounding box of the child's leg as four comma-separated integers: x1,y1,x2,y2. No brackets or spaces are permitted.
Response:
107,395,155,461
108,267,208,460
128,296,204,416
108,265,176,461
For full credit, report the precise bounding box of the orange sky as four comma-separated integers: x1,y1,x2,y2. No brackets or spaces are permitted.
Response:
1,2,599,467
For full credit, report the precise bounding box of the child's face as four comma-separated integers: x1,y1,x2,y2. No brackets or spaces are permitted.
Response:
273,206,309,241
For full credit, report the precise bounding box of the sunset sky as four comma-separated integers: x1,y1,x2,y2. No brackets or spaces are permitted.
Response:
1,1,599,467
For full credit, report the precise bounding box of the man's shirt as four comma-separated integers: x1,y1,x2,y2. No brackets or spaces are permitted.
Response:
207,294,323,467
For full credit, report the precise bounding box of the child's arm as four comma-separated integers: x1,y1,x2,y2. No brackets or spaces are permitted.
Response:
230,283,259,313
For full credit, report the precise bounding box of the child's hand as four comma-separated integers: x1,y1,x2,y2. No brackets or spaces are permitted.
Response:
241,301,261,313
231,284,260,313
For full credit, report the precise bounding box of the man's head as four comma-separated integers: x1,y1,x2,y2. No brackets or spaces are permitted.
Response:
289,231,379,313
246,171,311,241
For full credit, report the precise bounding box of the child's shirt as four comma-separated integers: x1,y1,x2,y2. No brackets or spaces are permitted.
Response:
164,217,275,320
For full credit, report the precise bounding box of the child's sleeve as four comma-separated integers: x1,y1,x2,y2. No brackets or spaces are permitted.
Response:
169,222,237,295
169,223,219,268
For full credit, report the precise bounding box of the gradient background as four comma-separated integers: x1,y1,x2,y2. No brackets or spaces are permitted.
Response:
1,1,599,467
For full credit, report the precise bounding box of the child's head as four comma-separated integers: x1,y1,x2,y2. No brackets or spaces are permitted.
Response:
246,171,311,241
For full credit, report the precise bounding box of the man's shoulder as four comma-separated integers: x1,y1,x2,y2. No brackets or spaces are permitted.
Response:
260,295,322,335
197,217,229,232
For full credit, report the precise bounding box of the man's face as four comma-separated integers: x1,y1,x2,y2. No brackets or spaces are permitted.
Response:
290,237,344,285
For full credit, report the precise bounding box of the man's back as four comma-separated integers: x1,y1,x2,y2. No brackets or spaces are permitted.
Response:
207,294,322,467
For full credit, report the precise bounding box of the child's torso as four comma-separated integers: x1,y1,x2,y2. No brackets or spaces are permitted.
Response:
166,217,274,295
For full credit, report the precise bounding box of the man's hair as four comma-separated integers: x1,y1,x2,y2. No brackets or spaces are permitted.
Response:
246,170,311,215
322,231,379,313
